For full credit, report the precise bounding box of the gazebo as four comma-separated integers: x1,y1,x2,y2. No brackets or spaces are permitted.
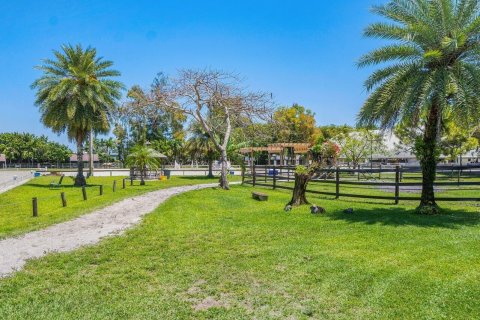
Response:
240,143,311,166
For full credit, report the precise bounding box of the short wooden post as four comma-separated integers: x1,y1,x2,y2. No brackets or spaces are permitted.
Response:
273,168,277,190
99,185,103,196
122,178,126,189
32,197,38,217
113,180,117,192
130,176,134,186
335,167,340,199
379,164,382,179
241,166,245,185
287,167,290,182
265,166,267,182
61,192,67,207
82,186,87,201
395,165,400,205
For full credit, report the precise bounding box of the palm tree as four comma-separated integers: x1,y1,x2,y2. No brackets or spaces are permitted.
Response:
186,123,217,178
126,145,164,185
358,0,480,213
32,44,123,186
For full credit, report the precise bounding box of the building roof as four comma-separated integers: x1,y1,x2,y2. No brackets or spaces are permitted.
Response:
0,154,5,162
240,143,311,155
70,153,100,162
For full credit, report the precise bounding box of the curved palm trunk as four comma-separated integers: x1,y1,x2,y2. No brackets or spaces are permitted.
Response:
288,173,311,206
419,99,440,213
219,149,229,190
74,134,86,187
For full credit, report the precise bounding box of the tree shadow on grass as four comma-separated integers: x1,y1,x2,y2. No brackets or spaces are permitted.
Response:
326,206,480,229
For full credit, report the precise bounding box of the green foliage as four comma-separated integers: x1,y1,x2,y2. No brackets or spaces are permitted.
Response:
337,130,387,168
0,132,71,163
32,44,124,141
273,104,320,144
295,165,309,175
358,0,480,130
126,145,163,171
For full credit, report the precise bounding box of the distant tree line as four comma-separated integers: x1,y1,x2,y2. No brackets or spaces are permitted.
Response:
0,132,71,165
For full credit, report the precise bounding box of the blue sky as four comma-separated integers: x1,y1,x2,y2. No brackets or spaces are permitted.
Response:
0,0,385,145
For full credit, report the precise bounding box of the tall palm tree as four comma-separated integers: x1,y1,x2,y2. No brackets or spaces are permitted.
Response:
126,144,164,185
32,44,123,186
358,0,480,213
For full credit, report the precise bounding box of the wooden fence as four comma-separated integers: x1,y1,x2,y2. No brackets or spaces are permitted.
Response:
242,164,480,203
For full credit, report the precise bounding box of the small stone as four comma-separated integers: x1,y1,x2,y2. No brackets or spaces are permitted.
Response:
284,205,293,212
344,208,354,214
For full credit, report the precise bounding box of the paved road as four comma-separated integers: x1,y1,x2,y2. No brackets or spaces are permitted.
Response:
0,170,33,194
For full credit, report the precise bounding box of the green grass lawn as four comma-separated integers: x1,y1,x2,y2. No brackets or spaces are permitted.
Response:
0,185,479,319
0,175,238,239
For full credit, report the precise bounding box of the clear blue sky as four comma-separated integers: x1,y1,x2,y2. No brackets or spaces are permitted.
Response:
0,0,385,145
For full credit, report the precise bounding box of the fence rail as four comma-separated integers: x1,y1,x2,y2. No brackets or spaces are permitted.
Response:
242,164,480,203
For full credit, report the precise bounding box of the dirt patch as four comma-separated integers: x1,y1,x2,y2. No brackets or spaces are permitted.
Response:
193,296,228,311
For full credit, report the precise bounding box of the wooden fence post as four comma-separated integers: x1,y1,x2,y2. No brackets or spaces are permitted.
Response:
287,167,290,182
273,168,277,190
130,176,134,186
122,178,126,189
82,186,87,201
252,165,256,187
61,192,67,207
113,180,117,192
265,166,267,182
99,185,103,196
395,165,400,205
32,197,38,217
241,166,245,185
335,167,340,199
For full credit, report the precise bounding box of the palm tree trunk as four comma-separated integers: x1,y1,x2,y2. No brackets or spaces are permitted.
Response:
219,149,229,190
140,167,146,185
89,129,94,177
419,98,440,213
207,150,214,178
74,134,86,187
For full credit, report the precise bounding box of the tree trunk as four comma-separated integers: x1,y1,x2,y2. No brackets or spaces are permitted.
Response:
418,98,440,214
207,155,214,178
140,167,146,185
74,135,86,187
288,173,311,206
219,149,229,190
89,129,94,177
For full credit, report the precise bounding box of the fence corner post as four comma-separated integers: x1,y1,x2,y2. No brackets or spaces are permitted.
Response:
395,165,400,205
273,167,277,190
335,167,340,199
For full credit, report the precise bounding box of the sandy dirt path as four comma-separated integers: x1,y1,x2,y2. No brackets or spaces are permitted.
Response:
0,183,220,278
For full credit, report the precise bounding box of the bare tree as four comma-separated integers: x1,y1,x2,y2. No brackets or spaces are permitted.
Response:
154,69,273,189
